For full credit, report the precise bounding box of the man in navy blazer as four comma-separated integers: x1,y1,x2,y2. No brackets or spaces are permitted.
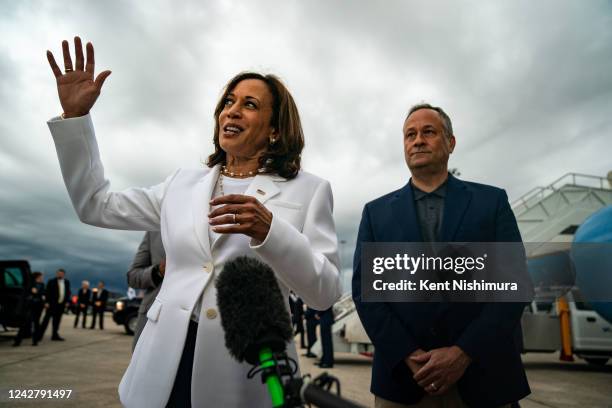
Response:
353,104,530,407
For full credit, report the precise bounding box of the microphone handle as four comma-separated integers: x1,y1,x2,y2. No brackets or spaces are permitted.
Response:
302,383,365,408
259,347,285,407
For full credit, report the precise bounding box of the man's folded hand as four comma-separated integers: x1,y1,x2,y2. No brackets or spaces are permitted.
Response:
411,346,472,396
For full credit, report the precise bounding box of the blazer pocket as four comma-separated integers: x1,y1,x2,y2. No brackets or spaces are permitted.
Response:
146,298,163,322
268,200,302,210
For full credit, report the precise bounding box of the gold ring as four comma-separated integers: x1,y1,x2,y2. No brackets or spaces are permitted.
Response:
232,213,236,224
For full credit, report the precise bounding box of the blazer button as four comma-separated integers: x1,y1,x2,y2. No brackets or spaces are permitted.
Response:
205,308,218,320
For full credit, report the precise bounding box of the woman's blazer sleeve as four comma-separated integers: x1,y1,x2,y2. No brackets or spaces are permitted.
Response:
251,180,342,310
47,114,178,231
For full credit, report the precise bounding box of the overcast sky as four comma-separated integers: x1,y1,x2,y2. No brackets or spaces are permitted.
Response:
1,0,611,293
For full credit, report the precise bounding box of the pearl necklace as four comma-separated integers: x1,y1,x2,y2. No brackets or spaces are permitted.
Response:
215,171,256,198
221,165,265,178
217,173,225,197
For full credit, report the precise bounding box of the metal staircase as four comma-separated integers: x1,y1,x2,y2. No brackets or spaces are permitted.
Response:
512,173,612,244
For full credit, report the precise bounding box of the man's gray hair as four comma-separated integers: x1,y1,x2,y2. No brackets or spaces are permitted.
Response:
407,103,454,139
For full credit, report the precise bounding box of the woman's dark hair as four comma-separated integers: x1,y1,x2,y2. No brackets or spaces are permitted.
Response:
207,72,304,179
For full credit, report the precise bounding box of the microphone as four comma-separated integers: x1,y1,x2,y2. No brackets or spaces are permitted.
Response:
216,256,293,407
216,256,364,408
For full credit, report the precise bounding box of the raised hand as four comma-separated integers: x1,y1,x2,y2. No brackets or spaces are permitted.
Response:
47,36,111,118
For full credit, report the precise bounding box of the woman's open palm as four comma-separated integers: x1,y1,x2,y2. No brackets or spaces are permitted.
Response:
47,36,111,118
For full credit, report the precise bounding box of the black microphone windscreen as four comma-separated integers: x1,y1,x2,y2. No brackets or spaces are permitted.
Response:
216,256,294,365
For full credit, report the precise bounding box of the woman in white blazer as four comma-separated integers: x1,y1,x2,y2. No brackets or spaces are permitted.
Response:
46,37,341,407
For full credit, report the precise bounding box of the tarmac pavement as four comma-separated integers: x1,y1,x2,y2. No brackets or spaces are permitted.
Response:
296,347,612,408
0,312,130,407
1,315,611,407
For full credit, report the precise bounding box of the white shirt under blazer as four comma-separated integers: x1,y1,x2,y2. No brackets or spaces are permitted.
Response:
47,114,342,407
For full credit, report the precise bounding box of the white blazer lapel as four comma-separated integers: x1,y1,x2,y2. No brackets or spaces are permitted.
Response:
244,174,282,204
192,165,221,260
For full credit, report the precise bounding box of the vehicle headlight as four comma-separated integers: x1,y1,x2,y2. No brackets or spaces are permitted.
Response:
115,301,124,311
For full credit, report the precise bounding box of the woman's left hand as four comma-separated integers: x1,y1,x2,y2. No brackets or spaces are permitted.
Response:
208,194,273,243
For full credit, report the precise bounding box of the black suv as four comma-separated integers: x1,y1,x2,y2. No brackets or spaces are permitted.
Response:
0,260,32,328
112,296,142,335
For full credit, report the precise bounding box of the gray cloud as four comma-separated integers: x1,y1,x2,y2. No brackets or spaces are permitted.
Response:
1,0,611,290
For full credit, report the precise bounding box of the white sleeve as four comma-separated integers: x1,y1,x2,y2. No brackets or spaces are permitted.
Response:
47,114,178,231
251,180,342,310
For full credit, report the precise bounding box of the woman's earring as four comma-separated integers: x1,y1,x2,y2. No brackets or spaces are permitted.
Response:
270,136,277,144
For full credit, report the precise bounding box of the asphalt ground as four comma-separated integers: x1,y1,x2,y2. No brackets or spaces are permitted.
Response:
1,315,611,407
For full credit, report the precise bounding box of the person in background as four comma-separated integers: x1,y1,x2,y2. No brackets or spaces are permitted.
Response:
127,231,166,349
36,268,70,342
13,272,46,346
316,306,335,368
73,280,91,328
90,281,108,330
304,306,319,358
29,272,46,344
289,291,306,349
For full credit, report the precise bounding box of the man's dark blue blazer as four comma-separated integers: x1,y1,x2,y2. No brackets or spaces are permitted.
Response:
352,174,530,407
